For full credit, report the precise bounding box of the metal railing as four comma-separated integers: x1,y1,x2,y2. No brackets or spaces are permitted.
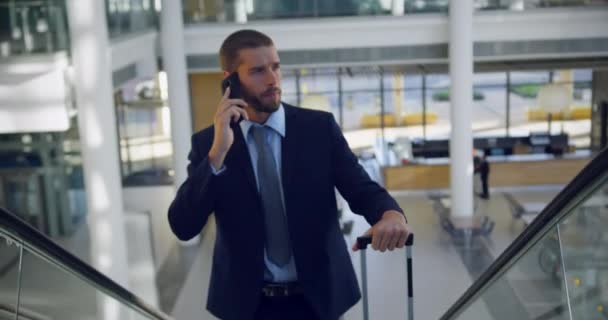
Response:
0,207,172,320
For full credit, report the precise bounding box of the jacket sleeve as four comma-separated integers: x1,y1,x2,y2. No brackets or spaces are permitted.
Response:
329,114,405,226
168,133,217,241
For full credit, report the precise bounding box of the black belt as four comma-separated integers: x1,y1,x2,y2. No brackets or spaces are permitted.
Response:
261,282,303,297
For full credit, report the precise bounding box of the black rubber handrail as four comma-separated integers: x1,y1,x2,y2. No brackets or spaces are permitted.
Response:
0,207,172,320
440,147,608,320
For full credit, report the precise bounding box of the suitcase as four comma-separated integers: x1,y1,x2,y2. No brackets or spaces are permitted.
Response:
356,233,414,320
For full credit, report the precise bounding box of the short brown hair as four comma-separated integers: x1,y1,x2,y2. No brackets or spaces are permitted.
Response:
219,29,274,72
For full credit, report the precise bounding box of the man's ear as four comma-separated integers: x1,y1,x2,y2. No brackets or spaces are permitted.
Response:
222,70,230,78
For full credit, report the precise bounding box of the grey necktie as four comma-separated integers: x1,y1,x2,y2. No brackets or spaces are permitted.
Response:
251,125,291,266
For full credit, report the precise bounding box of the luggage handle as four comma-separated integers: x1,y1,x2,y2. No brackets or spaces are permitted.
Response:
356,233,414,320
357,233,414,250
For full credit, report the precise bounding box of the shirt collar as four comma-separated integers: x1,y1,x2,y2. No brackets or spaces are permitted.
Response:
240,103,286,139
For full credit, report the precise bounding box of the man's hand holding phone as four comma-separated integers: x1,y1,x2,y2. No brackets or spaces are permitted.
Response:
208,87,248,171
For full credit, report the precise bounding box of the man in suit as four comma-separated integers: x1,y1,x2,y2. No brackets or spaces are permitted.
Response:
474,152,490,199
168,29,411,320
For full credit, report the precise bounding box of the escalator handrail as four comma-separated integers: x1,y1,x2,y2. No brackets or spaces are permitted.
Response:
0,207,172,320
440,147,608,320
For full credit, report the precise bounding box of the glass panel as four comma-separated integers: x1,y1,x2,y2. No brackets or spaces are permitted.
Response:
557,179,608,319
473,72,507,138
182,0,608,23
382,73,424,165
509,71,552,138
339,68,383,157
508,69,592,150
553,69,592,150
452,295,497,320
299,68,341,125
342,67,381,92
475,0,608,11
343,91,381,131
281,93,298,106
404,0,449,13
184,0,403,23
454,227,571,320
265,65,596,161
17,248,154,319
300,68,338,93
0,0,70,57
18,249,99,319
0,230,20,320
280,69,298,96
397,87,425,139
399,74,425,140
0,168,46,233
129,309,154,319
106,0,158,39
252,1,314,20
116,80,175,187
0,131,82,238
426,74,451,140
449,172,608,320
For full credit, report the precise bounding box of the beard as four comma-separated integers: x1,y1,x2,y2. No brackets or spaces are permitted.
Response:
242,86,281,113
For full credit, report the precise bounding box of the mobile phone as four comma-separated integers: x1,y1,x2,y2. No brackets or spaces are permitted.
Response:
221,72,243,100
221,72,245,125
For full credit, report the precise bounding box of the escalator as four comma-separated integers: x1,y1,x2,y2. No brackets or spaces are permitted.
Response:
1,148,607,319
0,207,171,320
441,147,608,320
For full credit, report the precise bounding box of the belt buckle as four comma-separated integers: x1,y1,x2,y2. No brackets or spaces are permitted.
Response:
263,283,291,297
279,286,288,296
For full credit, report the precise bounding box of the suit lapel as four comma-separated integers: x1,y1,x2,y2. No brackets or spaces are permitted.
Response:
281,105,297,217
227,123,259,196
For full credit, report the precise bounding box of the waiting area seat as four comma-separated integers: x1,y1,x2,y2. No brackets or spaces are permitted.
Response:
503,192,546,226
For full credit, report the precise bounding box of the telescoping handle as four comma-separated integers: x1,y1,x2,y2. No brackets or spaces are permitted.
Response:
356,233,414,250
356,233,414,320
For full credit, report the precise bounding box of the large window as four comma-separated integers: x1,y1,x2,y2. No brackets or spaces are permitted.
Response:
425,74,452,140
473,72,508,138
299,68,340,121
183,0,396,23
182,0,608,24
394,74,425,139
279,66,594,163
379,72,425,149
115,77,174,186
508,69,592,148
508,70,552,137
559,69,592,148
340,67,385,159
280,69,298,106
0,119,86,237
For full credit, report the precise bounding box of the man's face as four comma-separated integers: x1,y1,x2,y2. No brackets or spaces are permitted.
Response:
235,46,282,113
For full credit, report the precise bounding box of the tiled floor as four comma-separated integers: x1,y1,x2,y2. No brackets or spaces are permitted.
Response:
171,186,563,320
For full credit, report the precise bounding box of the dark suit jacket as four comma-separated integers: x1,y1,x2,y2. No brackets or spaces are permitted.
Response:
168,103,404,320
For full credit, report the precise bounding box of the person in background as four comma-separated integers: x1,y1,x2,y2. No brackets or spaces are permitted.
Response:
474,151,490,199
